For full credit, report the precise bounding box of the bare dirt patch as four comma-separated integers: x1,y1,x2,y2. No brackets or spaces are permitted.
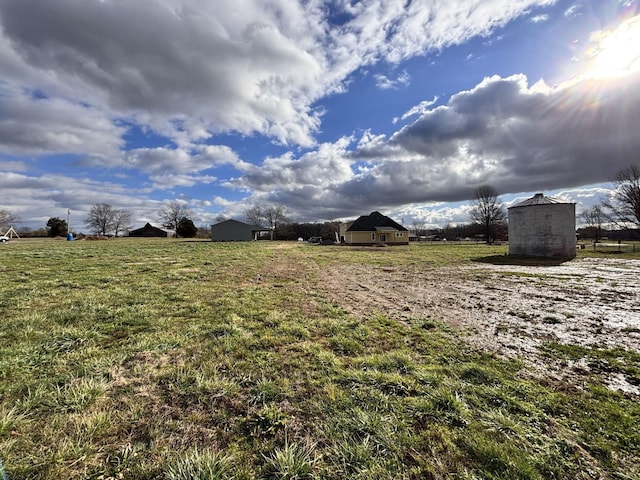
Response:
319,256,640,395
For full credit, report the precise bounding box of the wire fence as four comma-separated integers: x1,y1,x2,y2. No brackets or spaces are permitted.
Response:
580,242,639,253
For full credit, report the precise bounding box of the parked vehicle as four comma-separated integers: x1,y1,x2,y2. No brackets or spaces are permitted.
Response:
0,235,9,243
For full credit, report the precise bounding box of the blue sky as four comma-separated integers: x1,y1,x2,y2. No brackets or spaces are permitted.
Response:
1,0,640,232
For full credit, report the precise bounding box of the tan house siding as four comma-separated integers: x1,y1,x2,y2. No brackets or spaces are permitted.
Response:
340,212,409,245
388,231,408,244
345,231,374,244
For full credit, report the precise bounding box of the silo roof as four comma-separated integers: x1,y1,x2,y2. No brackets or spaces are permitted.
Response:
509,193,571,208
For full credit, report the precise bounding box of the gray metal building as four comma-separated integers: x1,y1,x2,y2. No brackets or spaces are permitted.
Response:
210,219,264,241
508,193,576,258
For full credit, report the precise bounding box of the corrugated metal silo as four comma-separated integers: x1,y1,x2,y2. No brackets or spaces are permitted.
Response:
508,193,576,258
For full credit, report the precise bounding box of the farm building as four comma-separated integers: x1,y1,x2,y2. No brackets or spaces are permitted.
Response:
340,211,409,245
508,193,576,258
210,219,267,242
129,223,169,238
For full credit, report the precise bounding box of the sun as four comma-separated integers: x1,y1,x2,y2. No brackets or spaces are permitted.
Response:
586,15,640,79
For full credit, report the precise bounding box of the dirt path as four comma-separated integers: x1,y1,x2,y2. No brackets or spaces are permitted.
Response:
318,256,640,395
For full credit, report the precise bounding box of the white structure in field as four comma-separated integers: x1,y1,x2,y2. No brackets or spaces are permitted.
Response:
508,193,576,258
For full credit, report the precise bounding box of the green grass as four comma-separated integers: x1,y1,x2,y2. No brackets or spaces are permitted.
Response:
0,239,638,479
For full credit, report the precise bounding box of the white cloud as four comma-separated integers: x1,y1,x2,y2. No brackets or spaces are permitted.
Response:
394,97,440,124
0,160,28,172
229,70,639,222
109,144,250,189
0,90,124,156
375,70,411,90
150,173,217,190
530,14,549,23
0,171,162,228
0,0,556,151
564,4,581,18
3,0,621,227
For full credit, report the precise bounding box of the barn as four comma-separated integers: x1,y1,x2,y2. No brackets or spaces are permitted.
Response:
129,223,169,238
508,193,576,258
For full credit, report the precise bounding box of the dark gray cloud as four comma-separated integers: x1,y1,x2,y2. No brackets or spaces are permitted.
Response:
0,0,326,146
363,73,640,202
0,91,125,156
233,72,640,222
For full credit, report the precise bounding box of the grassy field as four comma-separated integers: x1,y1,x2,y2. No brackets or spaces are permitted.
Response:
0,239,639,479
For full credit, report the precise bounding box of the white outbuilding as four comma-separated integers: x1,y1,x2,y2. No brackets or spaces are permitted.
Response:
508,193,576,258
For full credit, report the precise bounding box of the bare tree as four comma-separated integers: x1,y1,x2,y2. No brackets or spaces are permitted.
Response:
244,204,288,239
602,165,640,228
245,205,264,227
412,218,427,238
580,205,606,243
85,203,116,236
158,201,193,232
0,208,18,231
113,209,132,237
469,185,506,243
264,205,288,239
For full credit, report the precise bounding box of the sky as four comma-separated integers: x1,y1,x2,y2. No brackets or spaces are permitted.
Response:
1,0,640,232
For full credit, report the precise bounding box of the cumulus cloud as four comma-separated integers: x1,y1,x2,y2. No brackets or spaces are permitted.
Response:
233,71,640,221
150,173,217,190
0,0,326,147
0,171,157,226
2,0,612,227
0,0,553,150
122,144,244,175
0,90,125,156
379,73,640,200
233,137,355,193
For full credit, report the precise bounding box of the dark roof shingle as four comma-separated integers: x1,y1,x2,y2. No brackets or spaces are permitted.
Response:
346,211,408,232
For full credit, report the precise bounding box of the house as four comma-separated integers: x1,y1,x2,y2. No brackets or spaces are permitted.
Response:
339,211,409,245
210,219,268,242
129,223,169,237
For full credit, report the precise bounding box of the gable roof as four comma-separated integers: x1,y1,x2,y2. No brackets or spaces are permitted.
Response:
211,219,263,230
346,211,408,232
129,223,168,237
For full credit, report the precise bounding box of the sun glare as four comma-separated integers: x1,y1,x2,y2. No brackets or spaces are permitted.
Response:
586,15,640,79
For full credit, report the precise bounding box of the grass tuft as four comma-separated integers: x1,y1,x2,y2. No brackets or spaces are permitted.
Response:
166,449,235,480
263,439,318,480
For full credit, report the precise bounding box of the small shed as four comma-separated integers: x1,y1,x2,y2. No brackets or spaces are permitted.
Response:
210,219,265,242
508,193,576,258
129,223,168,238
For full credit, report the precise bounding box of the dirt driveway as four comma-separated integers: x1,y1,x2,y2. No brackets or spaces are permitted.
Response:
319,256,640,395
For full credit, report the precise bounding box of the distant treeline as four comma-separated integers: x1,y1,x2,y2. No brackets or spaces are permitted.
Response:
577,227,640,241
269,221,501,242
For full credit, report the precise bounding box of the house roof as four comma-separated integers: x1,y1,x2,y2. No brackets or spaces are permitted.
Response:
346,211,408,232
509,193,573,209
129,223,168,237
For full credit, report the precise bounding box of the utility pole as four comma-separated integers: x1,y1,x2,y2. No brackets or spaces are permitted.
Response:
67,209,71,234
